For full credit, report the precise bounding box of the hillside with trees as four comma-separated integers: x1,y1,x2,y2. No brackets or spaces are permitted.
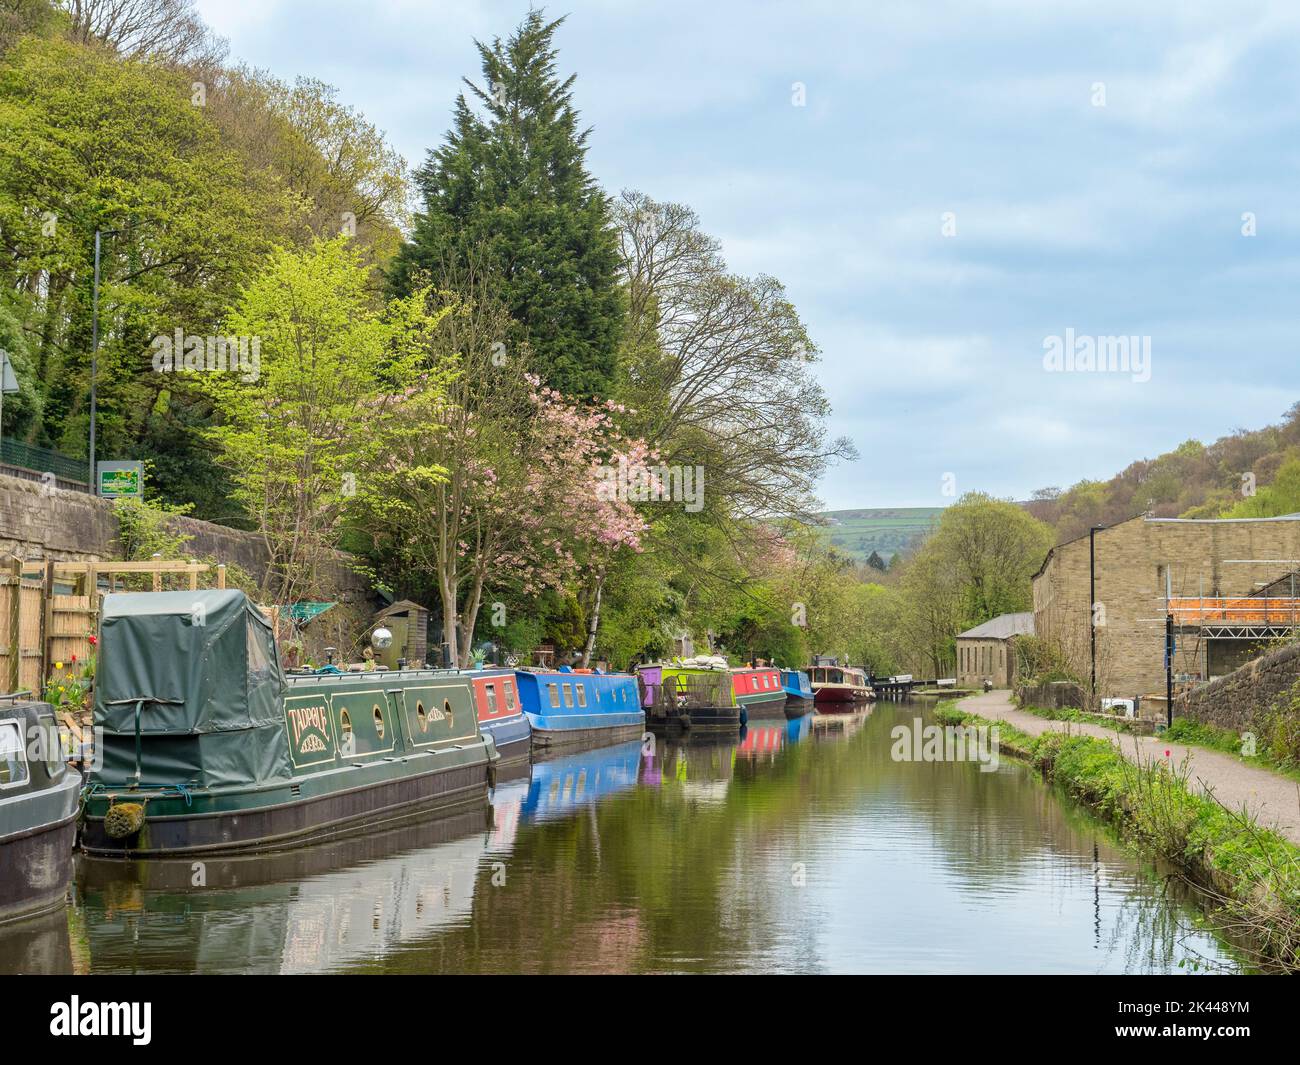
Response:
1026,403,1300,542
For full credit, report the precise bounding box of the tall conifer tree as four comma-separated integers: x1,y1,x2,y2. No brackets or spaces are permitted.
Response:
391,10,623,398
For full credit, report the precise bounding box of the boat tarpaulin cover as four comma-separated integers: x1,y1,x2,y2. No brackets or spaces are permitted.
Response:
93,590,290,788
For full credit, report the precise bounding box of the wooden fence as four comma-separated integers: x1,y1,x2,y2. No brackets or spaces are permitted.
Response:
0,555,230,696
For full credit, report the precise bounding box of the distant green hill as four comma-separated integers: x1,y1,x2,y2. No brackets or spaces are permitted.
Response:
818,507,945,564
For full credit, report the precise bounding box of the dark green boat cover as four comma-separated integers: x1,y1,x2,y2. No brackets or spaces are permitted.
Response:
93,590,291,789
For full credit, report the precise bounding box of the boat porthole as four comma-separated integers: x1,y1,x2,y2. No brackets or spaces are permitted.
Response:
444,699,454,726
373,704,385,740
340,710,352,742
417,701,428,732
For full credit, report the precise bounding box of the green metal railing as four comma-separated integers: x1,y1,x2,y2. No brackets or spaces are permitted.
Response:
0,436,88,485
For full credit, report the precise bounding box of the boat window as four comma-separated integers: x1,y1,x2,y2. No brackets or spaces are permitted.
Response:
562,683,574,708
373,704,385,740
486,684,499,715
548,683,560,709
416,701,428,732
339,711,354,755
576,685,587,708
0,721,27,787
247,617,276,681
505,683,517,711
444,699,454,726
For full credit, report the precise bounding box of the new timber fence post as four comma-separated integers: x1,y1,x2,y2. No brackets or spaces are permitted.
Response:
39,559,53,688
4,556,19,692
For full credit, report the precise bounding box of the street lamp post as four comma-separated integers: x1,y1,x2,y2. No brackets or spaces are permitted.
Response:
88,228,118,492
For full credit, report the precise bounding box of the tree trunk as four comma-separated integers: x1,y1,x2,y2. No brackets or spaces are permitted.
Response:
457,569,485,668
580,571,605,667
438,568,458,668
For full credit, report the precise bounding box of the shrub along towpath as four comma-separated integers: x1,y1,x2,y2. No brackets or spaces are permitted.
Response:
959,690,1300,846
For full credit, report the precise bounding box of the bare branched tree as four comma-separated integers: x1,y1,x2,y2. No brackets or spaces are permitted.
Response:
59,0,228,66
614,189,855,525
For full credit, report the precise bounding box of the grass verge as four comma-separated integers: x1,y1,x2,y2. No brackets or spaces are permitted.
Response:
1015,701,1156,735
935,700,1300,973
1015,703,1300,785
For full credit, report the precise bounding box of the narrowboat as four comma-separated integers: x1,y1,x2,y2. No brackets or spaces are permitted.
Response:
780,669,815,717
468,668,531,761
637,663,741,731
730,664,787,715
0,697,81,924
80,590,498,858
513,667,644,748
810,663,874,707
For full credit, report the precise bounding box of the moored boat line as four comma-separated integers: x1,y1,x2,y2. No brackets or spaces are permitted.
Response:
2,586,876,926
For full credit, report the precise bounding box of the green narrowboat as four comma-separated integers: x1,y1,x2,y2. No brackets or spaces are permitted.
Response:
80,590,497,858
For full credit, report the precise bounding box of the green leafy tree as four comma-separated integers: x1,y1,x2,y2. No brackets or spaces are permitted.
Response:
0,35,284,510
204,237,439,601
390,9,624,398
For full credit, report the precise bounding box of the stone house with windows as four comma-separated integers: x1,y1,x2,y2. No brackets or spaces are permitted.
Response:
1032,514,1300,699
955,612,1034,688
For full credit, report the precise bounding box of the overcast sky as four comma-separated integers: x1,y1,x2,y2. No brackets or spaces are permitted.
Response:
197,0,1300,510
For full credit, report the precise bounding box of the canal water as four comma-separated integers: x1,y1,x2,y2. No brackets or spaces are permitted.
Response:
2,701,1242,974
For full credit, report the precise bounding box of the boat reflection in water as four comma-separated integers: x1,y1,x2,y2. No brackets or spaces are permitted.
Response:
653,735,739,803
0,903,76,975
518,739,645,823
810,707,873,741
735,713,814,763
74,801,513,975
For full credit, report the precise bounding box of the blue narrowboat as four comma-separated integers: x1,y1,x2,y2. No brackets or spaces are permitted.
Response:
781,669,815,718
468,669,531,761
513,667,645,748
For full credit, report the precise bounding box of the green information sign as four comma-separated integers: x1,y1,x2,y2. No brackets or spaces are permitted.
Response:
97,461,143,499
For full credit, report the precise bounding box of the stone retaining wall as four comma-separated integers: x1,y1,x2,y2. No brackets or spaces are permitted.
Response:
0,472,378,658
1015,679,1086,710
1173,641,1300,733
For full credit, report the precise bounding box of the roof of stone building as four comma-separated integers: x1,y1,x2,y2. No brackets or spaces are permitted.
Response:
1032,512,1300,580
956,612,1035,640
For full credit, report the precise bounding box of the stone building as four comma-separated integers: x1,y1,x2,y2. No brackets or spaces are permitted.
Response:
955,612,1034,688
1032,514,1300,699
